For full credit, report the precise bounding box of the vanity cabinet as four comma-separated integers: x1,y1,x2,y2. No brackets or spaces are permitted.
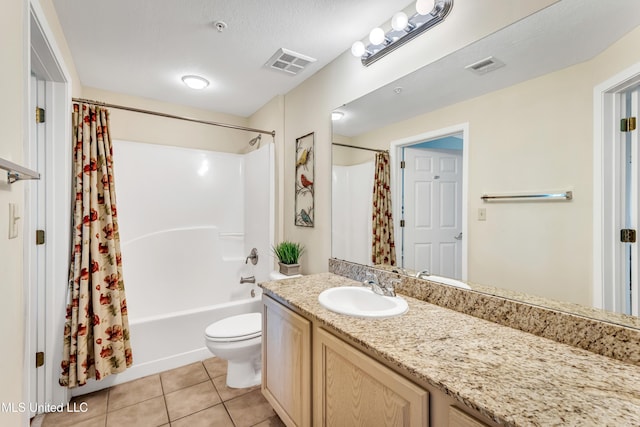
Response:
262,295,312,427
262,294,495,427
448,406,491,427
313,327,429,426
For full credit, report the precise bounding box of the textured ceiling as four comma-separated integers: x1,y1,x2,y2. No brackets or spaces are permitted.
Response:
53,0,411,117
332,0,640,137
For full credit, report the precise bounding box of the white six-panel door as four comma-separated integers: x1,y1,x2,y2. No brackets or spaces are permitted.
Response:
403,147,462,278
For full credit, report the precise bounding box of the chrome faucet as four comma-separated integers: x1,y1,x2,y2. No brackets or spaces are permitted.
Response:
392,267,408,275
362,272,398,297
415,269,430,279
240,276,256,284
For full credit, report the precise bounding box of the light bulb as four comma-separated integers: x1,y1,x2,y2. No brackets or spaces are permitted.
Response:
331,112,344,121
181,75,209,90
369,27,385,45
391,12,409,31
351,41,365,57
416,0,433,15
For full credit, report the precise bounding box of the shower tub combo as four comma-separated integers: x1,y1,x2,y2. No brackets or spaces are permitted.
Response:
72,140,274,395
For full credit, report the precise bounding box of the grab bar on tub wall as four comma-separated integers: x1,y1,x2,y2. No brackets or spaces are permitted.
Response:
481,191,572,201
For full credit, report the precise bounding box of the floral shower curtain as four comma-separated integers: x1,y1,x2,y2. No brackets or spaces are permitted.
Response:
371,152,396,266
60,103,132,388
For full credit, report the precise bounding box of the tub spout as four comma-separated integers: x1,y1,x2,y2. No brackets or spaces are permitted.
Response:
240,276,256,284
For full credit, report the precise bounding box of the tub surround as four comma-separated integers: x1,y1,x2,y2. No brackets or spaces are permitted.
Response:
260,272,640,426
330,259,640,365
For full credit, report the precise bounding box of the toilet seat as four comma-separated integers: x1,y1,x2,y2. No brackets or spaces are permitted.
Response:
205,313,261,342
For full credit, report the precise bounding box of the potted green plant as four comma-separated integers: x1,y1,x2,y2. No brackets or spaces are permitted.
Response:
272,241,305,276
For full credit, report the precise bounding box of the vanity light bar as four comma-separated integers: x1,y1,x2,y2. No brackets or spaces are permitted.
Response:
359,0,453,67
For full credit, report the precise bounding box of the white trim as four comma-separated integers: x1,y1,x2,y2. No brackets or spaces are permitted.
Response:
593,61,640,311
21,0,32,424
390,123,469,280
29,1,72,82
28,0,73,411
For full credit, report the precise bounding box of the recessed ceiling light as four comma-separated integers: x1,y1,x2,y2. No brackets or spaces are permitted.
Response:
331,111,344,121
181,75,209,90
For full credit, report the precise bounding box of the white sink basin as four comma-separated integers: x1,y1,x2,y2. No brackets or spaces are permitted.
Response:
318,286,408,319
426,275,471,290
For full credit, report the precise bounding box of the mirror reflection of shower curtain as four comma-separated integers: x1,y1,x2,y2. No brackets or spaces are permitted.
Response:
372,152,396,266
332,162,374,264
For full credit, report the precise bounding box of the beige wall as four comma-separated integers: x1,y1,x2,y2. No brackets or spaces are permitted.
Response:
282,0,558,274
1,1,27,425
341,25,640,306
81,87,250,153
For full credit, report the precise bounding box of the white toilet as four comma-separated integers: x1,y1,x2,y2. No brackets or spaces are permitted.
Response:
205,312,262,388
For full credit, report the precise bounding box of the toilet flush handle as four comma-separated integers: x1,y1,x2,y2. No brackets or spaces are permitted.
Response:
245,248,258,265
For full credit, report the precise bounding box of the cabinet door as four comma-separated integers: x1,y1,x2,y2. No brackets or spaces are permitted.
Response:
262,296,312,427
314,327,429,427
449,406,491,427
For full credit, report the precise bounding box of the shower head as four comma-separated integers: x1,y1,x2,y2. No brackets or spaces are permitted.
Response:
249,134,262,149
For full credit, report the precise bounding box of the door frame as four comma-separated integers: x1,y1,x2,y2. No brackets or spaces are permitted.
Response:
593,62,640,312
390,123,469,280
26,0,73,412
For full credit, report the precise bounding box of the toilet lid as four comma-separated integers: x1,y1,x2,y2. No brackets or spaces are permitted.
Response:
205,312,262,342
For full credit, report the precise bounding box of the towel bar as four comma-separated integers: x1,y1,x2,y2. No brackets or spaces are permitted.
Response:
481,191,572,201
0,157,40,183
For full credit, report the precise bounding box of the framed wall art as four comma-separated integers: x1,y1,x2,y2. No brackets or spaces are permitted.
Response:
295,132,314,227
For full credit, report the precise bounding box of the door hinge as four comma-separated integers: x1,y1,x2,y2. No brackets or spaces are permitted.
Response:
36,229,45,245
35,352,44,368
621,117,636,132
400,219,405,227
621,229,636,243
400,160,406,169
35,107,45,123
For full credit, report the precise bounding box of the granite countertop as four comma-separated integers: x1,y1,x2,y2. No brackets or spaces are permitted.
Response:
259,273,640,427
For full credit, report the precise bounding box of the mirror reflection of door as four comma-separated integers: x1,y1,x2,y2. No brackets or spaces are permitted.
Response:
402,135,463,278
621,86,640,316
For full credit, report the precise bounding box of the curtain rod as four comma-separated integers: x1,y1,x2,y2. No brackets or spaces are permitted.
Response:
72,97,276,137
332,142,388,153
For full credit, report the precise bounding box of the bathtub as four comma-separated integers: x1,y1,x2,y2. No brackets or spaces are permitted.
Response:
128,295,263,377
70,225,265,396
72,294,262,396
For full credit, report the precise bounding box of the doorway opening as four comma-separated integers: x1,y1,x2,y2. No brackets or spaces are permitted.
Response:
594,62,640,316
390,124,468,280
27,1,73,416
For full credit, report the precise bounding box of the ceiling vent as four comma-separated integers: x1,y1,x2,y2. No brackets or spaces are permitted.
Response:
265,48,317,76
465,56,505,75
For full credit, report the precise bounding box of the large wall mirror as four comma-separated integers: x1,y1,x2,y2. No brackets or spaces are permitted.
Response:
331,0,640,328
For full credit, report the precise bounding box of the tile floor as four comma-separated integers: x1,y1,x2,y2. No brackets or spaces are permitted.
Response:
36,358,284,427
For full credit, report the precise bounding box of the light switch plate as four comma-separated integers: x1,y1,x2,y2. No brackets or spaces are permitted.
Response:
478,208,487,221
8,203,19,239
